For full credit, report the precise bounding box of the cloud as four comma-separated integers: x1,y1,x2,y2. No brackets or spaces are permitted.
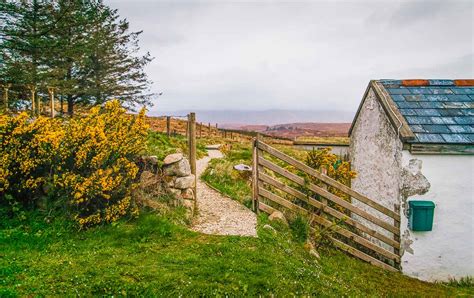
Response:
107,0,473,117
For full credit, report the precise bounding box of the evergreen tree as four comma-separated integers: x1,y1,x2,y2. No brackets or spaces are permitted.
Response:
0,0,56,114
0,0,154,115
81,2,153,110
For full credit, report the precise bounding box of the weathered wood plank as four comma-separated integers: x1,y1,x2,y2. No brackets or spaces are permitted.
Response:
409,144,474,155
259,201,276,214
259,173,400,249
329,236,398,272
258,187,400,262
257,141,400,221
258,157,400,235
252,139,259,212
259,197,397,271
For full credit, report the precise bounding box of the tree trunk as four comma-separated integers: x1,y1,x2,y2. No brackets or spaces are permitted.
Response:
60,95,64,115
67,95,74,116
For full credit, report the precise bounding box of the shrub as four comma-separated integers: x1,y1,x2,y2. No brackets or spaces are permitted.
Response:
0,100,148,227
290,215,310,243
305,148,356,212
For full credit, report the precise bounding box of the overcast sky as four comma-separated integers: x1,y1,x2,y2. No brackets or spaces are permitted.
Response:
107,0,473,115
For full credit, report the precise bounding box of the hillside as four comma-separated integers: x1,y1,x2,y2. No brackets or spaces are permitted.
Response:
221,122,351,139
155,110,354,126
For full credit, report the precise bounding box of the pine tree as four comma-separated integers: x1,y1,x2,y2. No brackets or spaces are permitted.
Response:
0,0,56,114
46,0,96,115
81,2,153,110
0,0,154,115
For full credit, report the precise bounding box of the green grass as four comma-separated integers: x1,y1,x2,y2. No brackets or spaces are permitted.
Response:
295,136,350,145
1,140,471,296
1,209,471,296
201,143,253,207
146,131,207,164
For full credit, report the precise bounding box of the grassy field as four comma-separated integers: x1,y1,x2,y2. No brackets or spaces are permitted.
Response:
295,136,350,145
1,138,472,296
1,206,472,296
146,131,208,163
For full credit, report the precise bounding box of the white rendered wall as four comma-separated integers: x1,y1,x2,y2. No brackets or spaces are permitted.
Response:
400,151,474,281
350,88,402,249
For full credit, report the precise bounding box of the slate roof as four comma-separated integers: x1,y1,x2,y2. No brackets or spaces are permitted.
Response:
379,80,474,144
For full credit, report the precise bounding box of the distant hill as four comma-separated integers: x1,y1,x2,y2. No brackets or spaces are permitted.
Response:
153,109,354,126
221,122,351,139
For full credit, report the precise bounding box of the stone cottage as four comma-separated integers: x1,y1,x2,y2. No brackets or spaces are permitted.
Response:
349,79,473,281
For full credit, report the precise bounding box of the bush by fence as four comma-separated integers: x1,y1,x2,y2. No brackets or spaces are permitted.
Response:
0,100,148,227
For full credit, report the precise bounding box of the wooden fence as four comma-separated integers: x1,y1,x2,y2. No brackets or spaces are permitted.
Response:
150,115,258,142
252,138,401,271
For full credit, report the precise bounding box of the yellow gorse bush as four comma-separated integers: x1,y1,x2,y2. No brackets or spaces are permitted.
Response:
0,100,148,227
305,148,357,212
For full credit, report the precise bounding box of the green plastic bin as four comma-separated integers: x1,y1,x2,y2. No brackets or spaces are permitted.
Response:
408,200,435,231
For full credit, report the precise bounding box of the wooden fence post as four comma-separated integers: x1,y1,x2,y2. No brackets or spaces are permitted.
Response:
188,112,197,200
166,116,171,137
320,166,328,208
394,203,401,269
256,133,265,213
252,137,259,212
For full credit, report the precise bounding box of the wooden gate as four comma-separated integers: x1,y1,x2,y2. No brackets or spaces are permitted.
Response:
252,138,401,271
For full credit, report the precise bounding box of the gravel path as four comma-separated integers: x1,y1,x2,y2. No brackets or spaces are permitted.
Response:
191,147,257,237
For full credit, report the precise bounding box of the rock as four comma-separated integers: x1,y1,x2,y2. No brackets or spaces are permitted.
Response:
263,224,277,234
163,153,183,165
304,240,320,259
174,175,195,189
163,158,191,177
234,164,252,172
182,188,194,199
268,211,288,226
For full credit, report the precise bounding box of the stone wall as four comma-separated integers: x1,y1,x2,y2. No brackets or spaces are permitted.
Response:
162,153,196,216
139,153,196,217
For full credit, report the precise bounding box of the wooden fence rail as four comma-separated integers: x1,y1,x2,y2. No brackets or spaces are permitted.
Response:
252,138,401,271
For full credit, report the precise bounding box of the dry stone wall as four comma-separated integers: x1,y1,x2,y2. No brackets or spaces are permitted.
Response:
162,153,196,216
139,153,196,217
